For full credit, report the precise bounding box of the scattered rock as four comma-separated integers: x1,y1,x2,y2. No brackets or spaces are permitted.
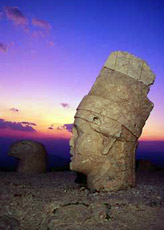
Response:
90,203,111,222
0,171,164,230
0,216,20,230
49,202,91,226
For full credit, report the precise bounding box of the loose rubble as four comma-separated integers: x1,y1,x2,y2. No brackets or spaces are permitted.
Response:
0,170,163,230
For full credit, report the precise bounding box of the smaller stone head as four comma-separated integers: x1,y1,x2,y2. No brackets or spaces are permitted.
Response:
8,140,47,173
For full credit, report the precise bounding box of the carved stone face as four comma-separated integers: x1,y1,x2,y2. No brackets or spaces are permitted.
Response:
70,108,125,175
70,51,155,191
70,112,105,174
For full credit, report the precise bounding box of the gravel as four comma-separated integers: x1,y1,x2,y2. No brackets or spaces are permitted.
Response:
0,170,164,230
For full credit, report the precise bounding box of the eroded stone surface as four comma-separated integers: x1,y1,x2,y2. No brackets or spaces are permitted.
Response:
48,202,110,228
0,216,20,230
104,51,155,86
70,51,155,191
8,140,47,173
0,171,164,230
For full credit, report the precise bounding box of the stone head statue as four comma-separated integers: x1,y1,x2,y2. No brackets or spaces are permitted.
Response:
8,139,47,173
70,51,155,191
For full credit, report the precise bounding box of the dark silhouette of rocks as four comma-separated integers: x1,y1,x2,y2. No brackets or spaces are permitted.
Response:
136,159,164,172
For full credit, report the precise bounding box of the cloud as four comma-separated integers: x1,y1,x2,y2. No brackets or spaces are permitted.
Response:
32,18,51,30
0,119,7,129
57,126,63,130
0,118,36,132
56,124,73,133
4,6,28,26
48,124,54,130
63,124,73,133
32,30,46,39
9,41,15,47
0,12,3,19
0,43,7,53
21,122,37,126
10,108,19,112
47,40,55,47
60,103,70,108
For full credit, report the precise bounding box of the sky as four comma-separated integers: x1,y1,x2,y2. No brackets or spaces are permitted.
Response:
0,0,164,141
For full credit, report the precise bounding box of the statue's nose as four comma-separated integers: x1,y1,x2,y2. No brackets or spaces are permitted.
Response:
69,136,75,147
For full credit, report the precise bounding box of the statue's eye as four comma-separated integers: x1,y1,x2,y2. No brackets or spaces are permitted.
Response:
72,126,78,135
74,124,78,128
73,124,79,135
93,116,98,121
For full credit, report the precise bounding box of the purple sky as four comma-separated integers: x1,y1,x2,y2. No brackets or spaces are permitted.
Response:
0,0,164,140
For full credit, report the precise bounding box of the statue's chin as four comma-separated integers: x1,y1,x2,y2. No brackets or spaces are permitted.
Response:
69,161,77,171
70,160,83,173
69,162,73,170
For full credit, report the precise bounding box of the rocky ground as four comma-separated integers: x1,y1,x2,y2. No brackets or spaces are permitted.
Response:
0,169,164,230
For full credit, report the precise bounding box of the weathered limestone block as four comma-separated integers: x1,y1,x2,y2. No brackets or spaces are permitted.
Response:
8,140,47,173
70,51,155,191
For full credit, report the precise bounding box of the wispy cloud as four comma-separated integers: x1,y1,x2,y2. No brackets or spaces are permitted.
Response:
0,118,36,132
47,40,55,47
0,43,7,53
0,12,3,19
21,122,37,126
57,126,63,131
48,124,54,130
56,124,73,133
60,103,70,108
10,108,19,112
4,6,28,26
63,124,73,133
3,6,53,46
32,30,46,39
32,18,51,30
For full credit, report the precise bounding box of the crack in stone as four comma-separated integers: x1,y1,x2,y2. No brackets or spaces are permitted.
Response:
53,202,90,214
76,108,137,139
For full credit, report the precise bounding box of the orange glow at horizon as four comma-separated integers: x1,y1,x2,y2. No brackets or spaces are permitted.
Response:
0,127,71,139
0,99,163,141
0,116,164,141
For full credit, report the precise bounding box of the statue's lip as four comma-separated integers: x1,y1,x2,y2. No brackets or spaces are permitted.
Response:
70,149,74,161
70,148,73,155
8,151,18,154
8,152,14,155
8,153,19,159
